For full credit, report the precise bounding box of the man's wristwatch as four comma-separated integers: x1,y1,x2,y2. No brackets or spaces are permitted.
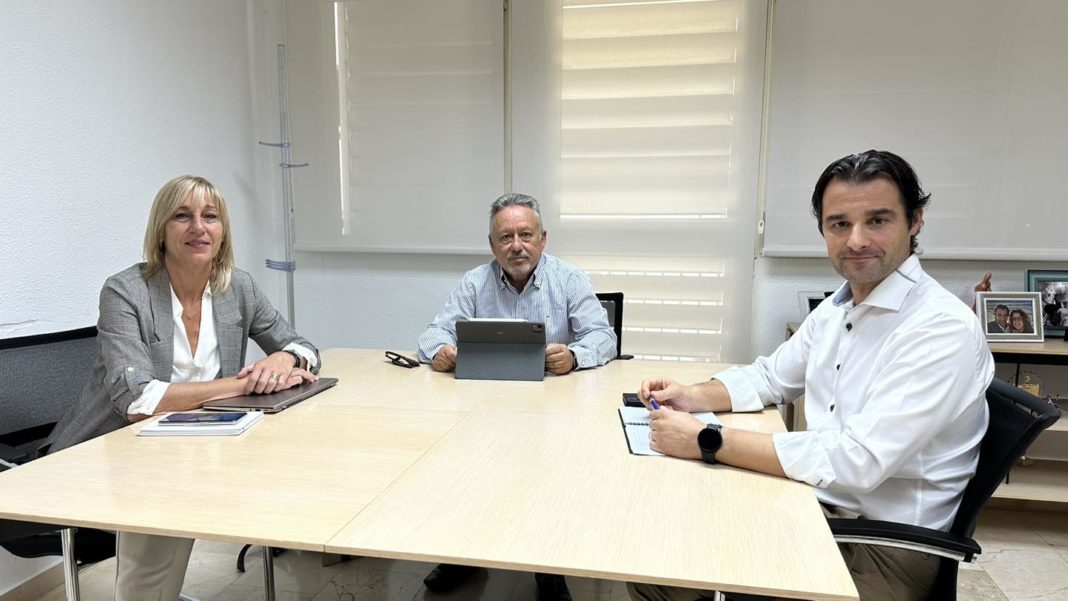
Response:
569,350,578,372
697,424,724,464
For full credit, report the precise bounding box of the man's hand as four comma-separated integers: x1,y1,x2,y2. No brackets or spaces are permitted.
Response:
640,377,730,413
432,345,458,372
972,272,993,311
640,377,696,411
649,407,704,459
545,343,575,374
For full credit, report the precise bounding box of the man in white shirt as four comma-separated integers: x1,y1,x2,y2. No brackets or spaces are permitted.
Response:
630,150,994,601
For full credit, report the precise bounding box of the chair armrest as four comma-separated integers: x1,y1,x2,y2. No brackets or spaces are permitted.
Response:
828,518,982,563
0,444,19,469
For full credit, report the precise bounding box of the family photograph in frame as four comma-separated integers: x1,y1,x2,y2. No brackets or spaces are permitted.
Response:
1026,269,1068,339
976,291,1044,342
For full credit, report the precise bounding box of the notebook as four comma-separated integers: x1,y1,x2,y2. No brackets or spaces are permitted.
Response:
455,320,546,381
617,406,722,456
138,411,263,436
202,377,339,413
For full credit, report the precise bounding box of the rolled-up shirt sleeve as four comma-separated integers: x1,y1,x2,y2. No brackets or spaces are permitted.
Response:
96,280,160,418
126,380,170,416
713,318,811,413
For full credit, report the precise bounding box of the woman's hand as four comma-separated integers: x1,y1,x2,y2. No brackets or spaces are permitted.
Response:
238,352,317,394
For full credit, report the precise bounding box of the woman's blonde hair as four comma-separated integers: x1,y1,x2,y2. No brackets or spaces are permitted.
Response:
142,175,234,293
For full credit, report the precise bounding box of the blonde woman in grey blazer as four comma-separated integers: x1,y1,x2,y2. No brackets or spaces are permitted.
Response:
48,175,321,601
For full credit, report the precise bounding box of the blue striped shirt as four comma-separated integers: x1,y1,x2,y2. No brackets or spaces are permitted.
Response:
417,253,617,369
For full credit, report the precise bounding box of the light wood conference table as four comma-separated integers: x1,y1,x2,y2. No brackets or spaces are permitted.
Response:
0,348,857,601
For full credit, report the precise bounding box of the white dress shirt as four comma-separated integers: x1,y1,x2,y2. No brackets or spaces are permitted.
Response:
714,255,994,531
128,285,317,415
416,253,617,369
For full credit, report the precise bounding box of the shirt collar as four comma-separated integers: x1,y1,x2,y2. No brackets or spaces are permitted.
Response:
831,254,923,312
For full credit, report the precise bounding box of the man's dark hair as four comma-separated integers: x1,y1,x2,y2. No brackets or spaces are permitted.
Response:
995,304,1010,314
811,150,931,253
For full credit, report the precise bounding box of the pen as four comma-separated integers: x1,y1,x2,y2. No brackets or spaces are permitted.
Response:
648,395,661,410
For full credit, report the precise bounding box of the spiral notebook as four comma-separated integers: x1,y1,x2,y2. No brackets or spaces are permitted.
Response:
617,406,721,456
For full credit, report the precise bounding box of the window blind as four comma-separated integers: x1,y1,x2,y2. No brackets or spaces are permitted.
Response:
512,0,765,362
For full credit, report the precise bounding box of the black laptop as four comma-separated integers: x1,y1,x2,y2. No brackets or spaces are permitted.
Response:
455,320,546,381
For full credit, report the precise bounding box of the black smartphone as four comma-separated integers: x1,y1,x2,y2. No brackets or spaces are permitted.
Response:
622,392,643,407
161,412,246,424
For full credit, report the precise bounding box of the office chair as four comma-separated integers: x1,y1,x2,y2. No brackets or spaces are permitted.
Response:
596,292,633,359
828,378,1061,600
1,326,117,601
715,379,1061,601
0,327,98,464
1,329,207,601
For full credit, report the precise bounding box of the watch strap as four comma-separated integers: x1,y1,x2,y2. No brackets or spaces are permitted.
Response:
283,349,302,368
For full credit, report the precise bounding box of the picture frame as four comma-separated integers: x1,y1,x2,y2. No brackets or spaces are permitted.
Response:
976,291,1044,343
797,290,833,318
1025,269,1068,339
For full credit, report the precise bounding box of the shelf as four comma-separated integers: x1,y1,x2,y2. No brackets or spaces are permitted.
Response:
993,461,1068,503
1051,413,1068,433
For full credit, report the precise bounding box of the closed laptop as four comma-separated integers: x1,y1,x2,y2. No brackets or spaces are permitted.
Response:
203,377,339,413
455,320,545,381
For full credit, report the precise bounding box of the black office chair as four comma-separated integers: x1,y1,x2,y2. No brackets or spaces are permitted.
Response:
596,292,633,360
828,378,1062,600
1,327,117,601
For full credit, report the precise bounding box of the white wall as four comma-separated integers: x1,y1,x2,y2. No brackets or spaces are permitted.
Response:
0,0,285,592
0,0,288,339
294,251,488,353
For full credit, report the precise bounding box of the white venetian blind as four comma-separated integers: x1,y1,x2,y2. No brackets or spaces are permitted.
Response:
512,0,766,363
291,0,505,253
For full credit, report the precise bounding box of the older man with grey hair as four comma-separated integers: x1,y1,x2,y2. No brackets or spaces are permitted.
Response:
417,192,616,375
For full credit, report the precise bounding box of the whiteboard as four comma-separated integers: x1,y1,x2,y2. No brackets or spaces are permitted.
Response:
762,0,1068,260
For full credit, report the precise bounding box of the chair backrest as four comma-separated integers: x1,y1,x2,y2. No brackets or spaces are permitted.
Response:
0,327,97,452
928,377,1062,599
951,378,1061,538
0,326,115,564
596,292,624,358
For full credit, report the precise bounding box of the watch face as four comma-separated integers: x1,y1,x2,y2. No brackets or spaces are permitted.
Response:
698,426,723,453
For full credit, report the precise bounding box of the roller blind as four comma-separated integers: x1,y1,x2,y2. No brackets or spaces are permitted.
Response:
512,0,766,362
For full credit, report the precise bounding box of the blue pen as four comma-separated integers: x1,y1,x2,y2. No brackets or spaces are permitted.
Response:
649,395,661,410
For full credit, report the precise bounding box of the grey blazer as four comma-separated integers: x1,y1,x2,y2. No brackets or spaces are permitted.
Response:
48,264,320,453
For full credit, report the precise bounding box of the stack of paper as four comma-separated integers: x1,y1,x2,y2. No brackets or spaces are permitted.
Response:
138,412,263,437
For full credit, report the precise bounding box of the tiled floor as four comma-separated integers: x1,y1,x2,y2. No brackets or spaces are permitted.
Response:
31,508,1068,600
